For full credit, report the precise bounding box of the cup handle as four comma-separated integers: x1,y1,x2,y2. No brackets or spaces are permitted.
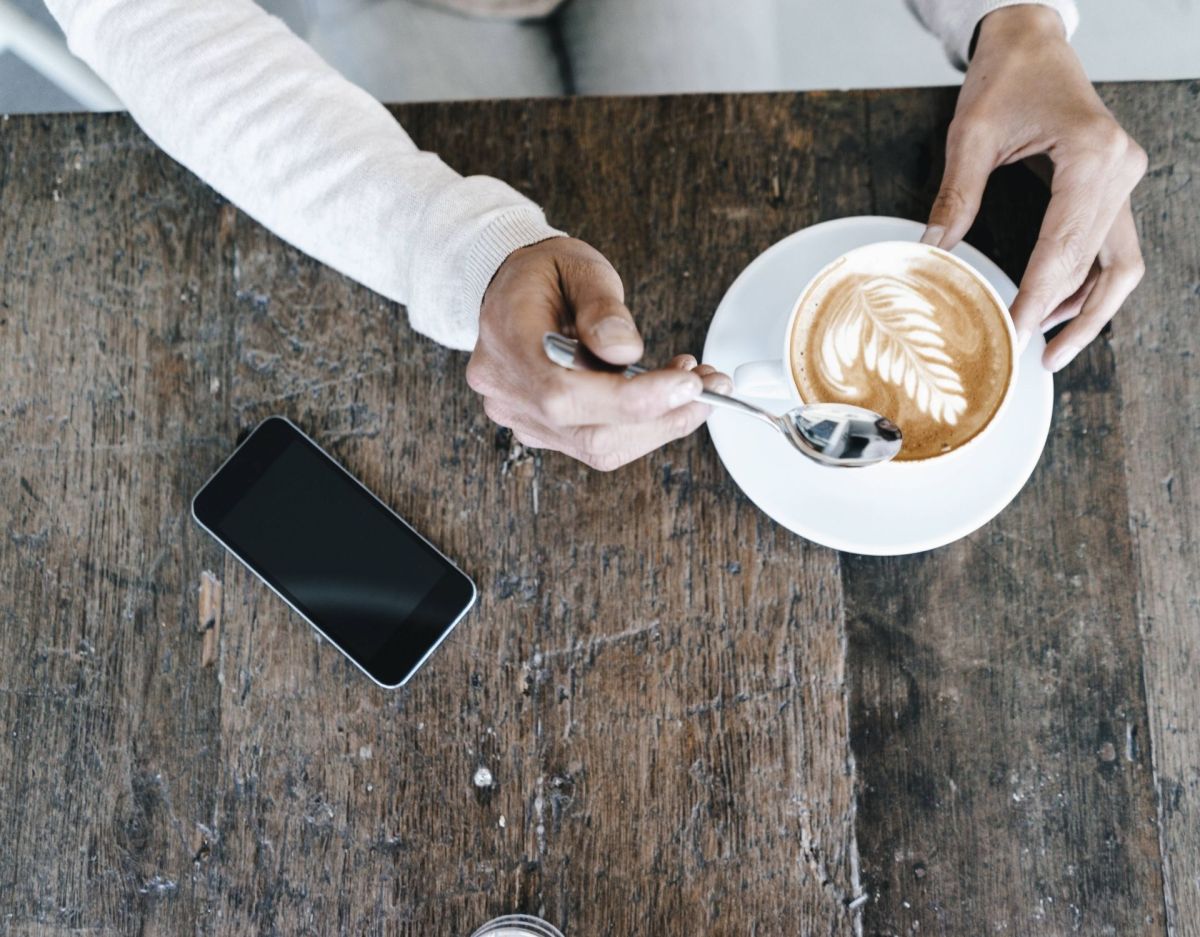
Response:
733,359,791,399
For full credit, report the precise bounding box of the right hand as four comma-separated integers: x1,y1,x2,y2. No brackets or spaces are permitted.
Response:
921,5,1147,372
466,237,731,471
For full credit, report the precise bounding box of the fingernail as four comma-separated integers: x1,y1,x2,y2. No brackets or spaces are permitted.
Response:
669,377,703,408
1016,327,1032,355
920,225,945,248
713,377,733,395
1047,343,1081,373
591,315,639,346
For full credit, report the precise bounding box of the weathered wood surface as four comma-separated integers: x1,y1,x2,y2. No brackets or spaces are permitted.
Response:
1108,82,1200,937
0,84,1195,936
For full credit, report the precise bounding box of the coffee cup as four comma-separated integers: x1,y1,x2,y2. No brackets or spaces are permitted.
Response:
734,240,1018,465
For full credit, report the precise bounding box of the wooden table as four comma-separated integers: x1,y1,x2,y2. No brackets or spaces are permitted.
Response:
1,83,1197,937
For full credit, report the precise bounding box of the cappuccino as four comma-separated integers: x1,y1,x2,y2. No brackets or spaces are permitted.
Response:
789,242,1013,462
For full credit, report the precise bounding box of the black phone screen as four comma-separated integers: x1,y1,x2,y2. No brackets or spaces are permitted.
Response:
192,417,475,687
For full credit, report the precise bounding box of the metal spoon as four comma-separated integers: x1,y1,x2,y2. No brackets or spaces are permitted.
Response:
543,332,903,468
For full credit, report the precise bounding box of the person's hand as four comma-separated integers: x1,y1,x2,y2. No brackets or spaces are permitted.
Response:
466,237,731,470
921,5,1147,373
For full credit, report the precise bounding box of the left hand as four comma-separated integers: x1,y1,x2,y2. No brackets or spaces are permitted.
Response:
467,237,731,471
921,5,1148,373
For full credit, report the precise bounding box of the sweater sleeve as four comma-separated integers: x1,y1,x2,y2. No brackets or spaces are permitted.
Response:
907,0,1080,69
44,0,565,351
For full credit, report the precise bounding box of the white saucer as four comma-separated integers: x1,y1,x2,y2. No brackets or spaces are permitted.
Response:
702,216,1054,556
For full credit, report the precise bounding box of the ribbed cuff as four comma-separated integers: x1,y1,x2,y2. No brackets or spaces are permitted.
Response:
955,0,1079,67
457,207,566,347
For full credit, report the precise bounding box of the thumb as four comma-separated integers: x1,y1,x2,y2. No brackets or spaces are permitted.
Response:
922,125,995,250
564,257,644,366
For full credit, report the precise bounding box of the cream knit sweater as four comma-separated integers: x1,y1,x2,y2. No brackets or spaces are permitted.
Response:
46,0,1078,350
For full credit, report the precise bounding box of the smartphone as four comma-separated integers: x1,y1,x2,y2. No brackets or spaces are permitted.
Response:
191,416,476,689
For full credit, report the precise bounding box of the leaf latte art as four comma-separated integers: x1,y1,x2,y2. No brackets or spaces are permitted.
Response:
818,276,967,426
790,243,1014,462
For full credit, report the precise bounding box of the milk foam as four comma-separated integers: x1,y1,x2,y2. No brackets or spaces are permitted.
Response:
790,242,1013,462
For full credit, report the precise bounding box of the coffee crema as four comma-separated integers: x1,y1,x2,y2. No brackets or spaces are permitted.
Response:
789,242,1013,462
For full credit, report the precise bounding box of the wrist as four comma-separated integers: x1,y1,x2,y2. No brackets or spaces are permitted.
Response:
471,215,565,314
976,5,1069,54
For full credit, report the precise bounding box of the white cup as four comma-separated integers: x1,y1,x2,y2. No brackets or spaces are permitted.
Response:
733,240,1019,465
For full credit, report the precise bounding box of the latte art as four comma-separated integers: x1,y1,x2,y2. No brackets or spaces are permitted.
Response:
790,243,1013,462
819,274,968,425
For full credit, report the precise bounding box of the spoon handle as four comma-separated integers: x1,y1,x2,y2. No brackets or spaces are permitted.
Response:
542,332,778,427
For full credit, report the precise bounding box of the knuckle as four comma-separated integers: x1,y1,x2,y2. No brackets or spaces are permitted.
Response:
620,388,662,423
464,357,490,394
539,388,576,427
571,423,631,471
1124,141,1149,181
1086,116,1129,160
576,424,618,458
1080,118,1145,179
1056,249,1086,282
1042,226,1090,280
668,408,697,438
933,184,970,216
481,396,510,427
585,449,626,473
1118,255,1146,286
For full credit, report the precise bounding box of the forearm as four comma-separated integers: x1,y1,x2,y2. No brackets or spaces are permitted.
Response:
906,0,1079,68
45,0,562,350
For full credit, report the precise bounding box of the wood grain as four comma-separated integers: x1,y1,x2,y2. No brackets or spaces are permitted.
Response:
1105,80,1200,937
0,84,1195,936
0,112,233,933
485,94,866,936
